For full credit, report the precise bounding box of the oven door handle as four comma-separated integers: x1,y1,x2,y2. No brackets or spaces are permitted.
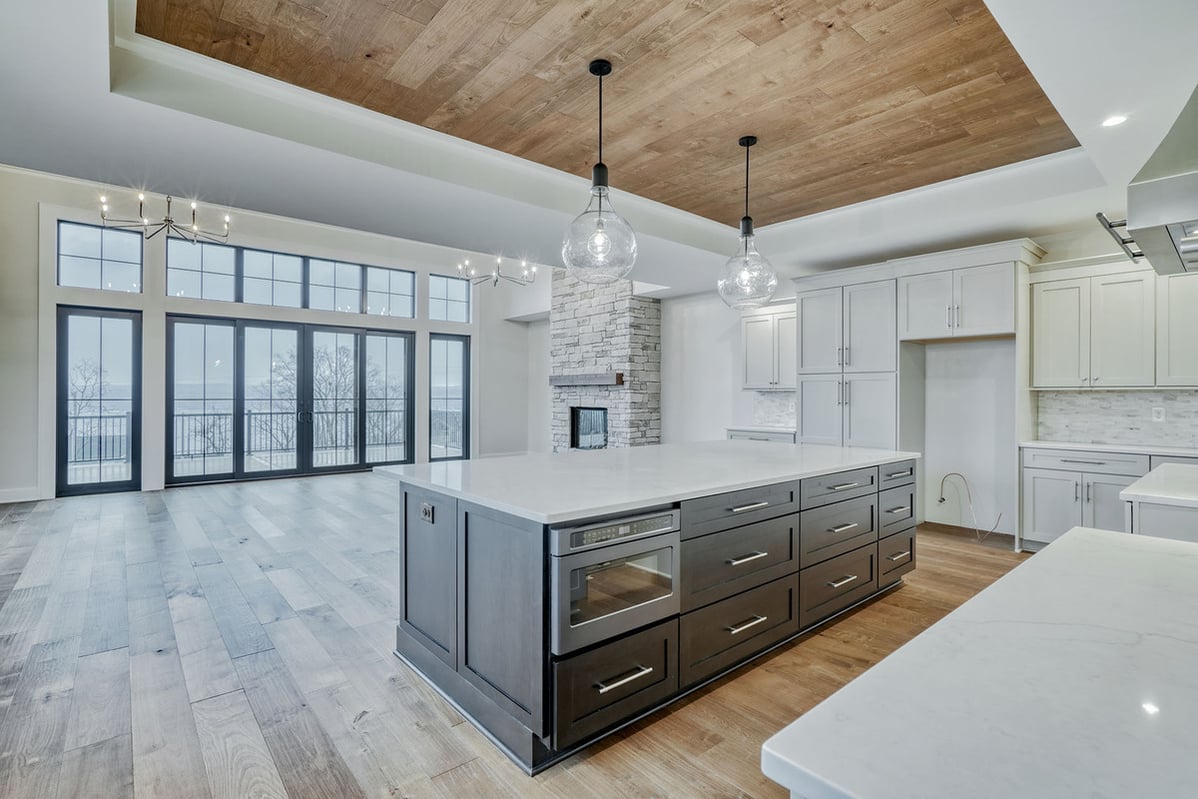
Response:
595,665,655,695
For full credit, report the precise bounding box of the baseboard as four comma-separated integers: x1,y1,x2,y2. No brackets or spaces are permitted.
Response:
0,486,43,504
919,521,1018,550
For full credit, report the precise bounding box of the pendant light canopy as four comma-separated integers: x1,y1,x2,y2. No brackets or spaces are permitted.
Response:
717,135,778,309
562,59,637,284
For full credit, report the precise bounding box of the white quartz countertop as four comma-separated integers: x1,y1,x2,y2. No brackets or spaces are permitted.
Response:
1120,463,1198,507
761,527,1198,799
725,425,796,433
376,441,918,524
1021,439,1198,459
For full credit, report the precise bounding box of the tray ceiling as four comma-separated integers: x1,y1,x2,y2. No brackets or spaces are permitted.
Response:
135,0,1078,227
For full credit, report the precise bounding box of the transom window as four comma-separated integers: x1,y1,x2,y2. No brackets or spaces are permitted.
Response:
309,259,363,313
57,221,142,293
429,275,470,323
365,266,416,318
166,238,236,301
243,249,303,308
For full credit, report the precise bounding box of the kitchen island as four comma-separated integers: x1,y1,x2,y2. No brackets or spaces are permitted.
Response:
378,440,919,773
1121,462,1198,542
762,527,1198,798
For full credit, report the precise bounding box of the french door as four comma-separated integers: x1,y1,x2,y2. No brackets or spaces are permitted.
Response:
57,306,142,496
167,316,413,484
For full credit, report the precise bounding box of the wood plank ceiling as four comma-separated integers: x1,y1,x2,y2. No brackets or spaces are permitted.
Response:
135,0,1078,227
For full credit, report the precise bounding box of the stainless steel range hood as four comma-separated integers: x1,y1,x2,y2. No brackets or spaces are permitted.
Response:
1128,83,1198,274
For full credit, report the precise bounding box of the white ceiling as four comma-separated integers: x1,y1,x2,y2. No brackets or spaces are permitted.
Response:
0,1,1195,297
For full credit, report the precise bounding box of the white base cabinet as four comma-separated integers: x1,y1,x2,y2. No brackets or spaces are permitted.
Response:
797,373,896,450
1020,447,1149,546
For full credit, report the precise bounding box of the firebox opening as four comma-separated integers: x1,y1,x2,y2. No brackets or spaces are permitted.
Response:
570,407,608,450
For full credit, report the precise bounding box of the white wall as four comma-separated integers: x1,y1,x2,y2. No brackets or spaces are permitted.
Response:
660,292,754,443
921,340,1017,535
525,319,551,452
0,162,537,500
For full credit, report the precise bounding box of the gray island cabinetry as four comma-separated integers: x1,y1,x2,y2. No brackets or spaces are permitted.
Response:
381,441,919,774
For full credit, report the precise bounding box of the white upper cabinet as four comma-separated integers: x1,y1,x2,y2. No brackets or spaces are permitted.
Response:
1089,272,1154,387
742,305,796,390
897,271,953,340
1030,271,1155,389
796,288,843,374
843,281,897,372
898,264,1015,340
1157,272,1198,386
796,374,843,446
1032,279,1090,388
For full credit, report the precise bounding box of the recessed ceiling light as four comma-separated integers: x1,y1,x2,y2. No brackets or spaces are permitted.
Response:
1102,115,1128,127
1142,702,1160,715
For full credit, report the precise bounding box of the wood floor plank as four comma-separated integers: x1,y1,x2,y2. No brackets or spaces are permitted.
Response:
193,563,274,659
63,648,131,751
0,636,80,799
55,734,134,799
191,690,288,799
264,616,347,695
233,648,367,799
130,645,212,799
167,590,241,704
78,523,129,656
265,567,324,612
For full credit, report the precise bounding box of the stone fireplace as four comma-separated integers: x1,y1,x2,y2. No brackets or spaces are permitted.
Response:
550,269,661,450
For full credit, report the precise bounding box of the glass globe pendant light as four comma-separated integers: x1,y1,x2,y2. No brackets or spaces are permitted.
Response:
717,135,778,309
562,59,637,284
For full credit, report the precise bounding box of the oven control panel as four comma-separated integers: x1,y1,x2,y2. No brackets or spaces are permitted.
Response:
551,509,680,555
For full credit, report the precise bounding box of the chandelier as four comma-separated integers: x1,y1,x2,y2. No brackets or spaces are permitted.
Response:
457,256,537,287
100,192,230,243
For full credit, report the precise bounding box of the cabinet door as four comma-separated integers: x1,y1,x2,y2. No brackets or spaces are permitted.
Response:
843,280,896,373
1021,467,1082,545
953,263,1015,337
897,271,954,340
797,374,843,446
796,288,842,374
1082,473,1136,533
400,487,458,668
742,314,776,389
1090,272,1154,387
1156,273,1198,386
774,310,797,388
1031,279,1090,388
843,372,896,450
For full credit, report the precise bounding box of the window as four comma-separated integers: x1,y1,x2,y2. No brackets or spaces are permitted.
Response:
166,238,236,301
430,334,469,460
57,221,142,293
309,259,362,313
243,249,303,308
168,319,235,479
428,274,470,323
365,267,415,318
365,332,413,463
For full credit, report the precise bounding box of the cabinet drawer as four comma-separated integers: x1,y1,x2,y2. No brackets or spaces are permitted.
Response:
681,515,798,612
799,494,877,568
1149,455,1198,469
679,575,799,688
799,544,879,630
727,429,796,443
1021,448,1149,477
878,485,916,537
879,460,916,490
799,467,878,509
681,481,799,539
553,619,679,750
879,529,916,585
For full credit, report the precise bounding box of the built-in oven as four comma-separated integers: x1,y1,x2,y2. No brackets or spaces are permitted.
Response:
549,508,681,656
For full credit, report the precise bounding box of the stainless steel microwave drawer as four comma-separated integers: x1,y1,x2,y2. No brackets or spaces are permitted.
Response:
879,460,917,490
879,528,916,586
552,619,679,750
798,544,879,630
798,494,877,569
680,515,798,612
680,481,799,539
679,574,799,689
799,467,878,509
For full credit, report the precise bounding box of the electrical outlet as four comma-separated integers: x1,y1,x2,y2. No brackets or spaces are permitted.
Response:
787,398,796,413
1152,407,1166,423
420,502,435,523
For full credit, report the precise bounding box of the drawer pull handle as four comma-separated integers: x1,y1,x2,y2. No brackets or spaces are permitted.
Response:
727,551,769,566
828,482,860,491
827,574,859,589
1059,459,1106,465
729,501,770,514
748,437,770,442
595,665,655,695
828,522,860,534
887,550,911,562
727,615,769,635
886,506,911,515
886,470,912,479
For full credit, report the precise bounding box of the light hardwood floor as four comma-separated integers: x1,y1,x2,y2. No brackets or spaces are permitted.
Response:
0,474,1028,798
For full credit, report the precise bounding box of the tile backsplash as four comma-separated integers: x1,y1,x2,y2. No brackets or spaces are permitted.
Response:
1037,390,1198,448
753,391,796,428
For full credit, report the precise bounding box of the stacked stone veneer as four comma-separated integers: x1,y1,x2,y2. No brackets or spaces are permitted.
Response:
550,269,661,450
1037,390,1198,448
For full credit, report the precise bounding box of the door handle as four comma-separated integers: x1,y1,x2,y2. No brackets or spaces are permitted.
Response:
595,665,654,695
727,615,768,635
1086,481,1092,504
828,522,860,534
886,550,911,562
844,380,850,406
837,380,842,406
728,501,770,514
836,346,842,367
955,305,961,327
946,305,952,329
844,346,850,366
827,574,859,589
726,551,769,566
1075,481,1080,502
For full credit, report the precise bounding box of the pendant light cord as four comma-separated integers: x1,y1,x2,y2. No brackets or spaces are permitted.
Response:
744,143,750,220
598,72,603,165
